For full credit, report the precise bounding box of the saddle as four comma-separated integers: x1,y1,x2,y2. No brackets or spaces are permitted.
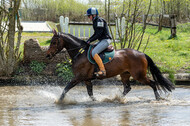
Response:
87,45,115,64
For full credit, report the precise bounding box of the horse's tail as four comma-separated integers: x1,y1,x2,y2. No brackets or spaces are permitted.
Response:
145,54,175,92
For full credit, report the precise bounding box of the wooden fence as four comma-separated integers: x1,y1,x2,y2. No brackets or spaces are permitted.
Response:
144,14,177,37
57,14,177,40
56,16,126,39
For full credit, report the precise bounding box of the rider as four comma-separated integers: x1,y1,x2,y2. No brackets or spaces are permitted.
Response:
85,7,112,76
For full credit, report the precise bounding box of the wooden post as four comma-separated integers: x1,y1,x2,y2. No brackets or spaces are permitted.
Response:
158,14,163,31
116,18,120,39
59,16,64,32
121,17,125,39
65,17,69,33
170,14,177,38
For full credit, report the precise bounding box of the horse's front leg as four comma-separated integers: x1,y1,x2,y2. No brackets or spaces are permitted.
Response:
84,81,96,101
59,79,80,102
120,72,131,96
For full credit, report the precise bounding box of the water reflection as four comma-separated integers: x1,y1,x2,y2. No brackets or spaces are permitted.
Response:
0,85,190,126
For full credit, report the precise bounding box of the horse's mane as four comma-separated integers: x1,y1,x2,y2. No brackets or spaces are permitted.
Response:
60,32,86,46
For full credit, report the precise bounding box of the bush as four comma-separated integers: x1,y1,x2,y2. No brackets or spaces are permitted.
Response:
30,61,46,74
56,60,73,82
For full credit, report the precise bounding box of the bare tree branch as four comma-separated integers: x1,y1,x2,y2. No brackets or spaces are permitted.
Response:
0,0,22,76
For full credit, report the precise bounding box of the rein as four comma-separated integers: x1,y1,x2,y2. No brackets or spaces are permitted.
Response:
67,45,87,52
55,33,88,60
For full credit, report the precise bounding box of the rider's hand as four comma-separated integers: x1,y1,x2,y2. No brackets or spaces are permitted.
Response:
86,41,90,44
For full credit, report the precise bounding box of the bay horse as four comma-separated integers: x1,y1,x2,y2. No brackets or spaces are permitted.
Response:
46,29,175,102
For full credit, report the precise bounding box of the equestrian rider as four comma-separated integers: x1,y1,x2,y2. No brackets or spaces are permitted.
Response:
85,7,112,76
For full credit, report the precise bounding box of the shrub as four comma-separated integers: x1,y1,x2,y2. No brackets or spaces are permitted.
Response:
56,60,73,82
30,61,46,74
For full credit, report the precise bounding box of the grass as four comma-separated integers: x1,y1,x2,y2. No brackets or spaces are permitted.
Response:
18,22,190,74
20,32,52,45
141,25,190,74
17,32,52,54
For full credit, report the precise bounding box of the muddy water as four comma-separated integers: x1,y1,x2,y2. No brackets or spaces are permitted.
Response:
0,84,190,126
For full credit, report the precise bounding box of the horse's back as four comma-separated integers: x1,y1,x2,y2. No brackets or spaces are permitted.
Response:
115,48,146,59
113,48,148,74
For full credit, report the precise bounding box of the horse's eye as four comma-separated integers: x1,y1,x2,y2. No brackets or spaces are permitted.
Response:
52,41,56,45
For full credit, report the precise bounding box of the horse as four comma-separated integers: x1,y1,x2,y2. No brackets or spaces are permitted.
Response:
46,29,175,102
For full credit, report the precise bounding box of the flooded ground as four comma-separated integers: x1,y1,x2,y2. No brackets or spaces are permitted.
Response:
0,84,190,126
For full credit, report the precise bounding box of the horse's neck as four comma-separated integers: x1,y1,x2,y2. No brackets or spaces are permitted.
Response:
62,35,83,59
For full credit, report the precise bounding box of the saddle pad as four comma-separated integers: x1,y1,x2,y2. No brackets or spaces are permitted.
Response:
87,45,115,64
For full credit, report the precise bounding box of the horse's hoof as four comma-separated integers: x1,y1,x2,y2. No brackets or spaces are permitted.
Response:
56,96,65,104
122,94,126,98
156,96,161,101
90,96,96,101
55,99,63,104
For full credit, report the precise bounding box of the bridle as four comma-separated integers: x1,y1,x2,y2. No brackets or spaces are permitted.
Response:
53,33,87,51
51,35,61,54
51,33,88,60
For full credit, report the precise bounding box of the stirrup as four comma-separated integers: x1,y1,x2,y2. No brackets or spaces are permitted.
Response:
95,70,106,77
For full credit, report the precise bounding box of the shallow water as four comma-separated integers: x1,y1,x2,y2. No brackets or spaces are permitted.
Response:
0,84,190,126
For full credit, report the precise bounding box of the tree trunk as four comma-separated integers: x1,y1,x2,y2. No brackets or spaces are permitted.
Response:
170,14,177,38
158,14,163,31
177,0,180,21
7,6,16,75
105,0,107,21
0,0,22,76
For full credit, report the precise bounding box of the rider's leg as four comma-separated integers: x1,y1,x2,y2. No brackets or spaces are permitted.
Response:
93,53,106,76
92,39,110,76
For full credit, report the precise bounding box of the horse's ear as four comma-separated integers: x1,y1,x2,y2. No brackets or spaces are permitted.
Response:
52,29,57,35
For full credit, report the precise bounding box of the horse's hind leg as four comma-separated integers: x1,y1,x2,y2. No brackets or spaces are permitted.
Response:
129,55,161,100
136,76,161,100
149,80,161,100
84,81,96,101
120,72,131,96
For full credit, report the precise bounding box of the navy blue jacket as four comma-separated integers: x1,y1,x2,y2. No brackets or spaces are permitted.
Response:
87,16,112,43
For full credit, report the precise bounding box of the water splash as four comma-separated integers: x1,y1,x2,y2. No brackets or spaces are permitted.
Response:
100,94,127,104
39,90,58,100
35,85,190,107
54,95,78,105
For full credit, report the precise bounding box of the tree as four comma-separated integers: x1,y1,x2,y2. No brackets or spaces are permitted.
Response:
21,0,88,22
0,0,22,76
107,0,152,51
